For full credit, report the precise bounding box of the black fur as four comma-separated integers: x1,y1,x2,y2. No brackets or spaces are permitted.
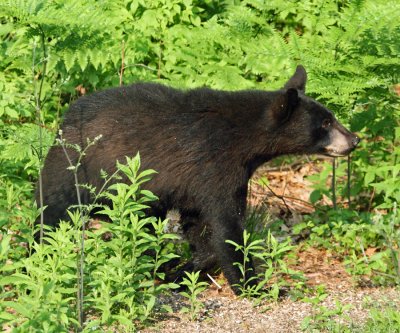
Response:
35,66,359,293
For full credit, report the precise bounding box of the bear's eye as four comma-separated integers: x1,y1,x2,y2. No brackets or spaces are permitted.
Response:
322,119,332,129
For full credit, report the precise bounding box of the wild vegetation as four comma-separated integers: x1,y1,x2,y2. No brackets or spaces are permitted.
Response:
0,0,399,331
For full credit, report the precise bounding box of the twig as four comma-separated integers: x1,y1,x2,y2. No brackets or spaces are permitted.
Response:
57,134,104,330
33,25,47,245
207,273,222,290
252,189,315,209
158,40,163,79
57,134,105,330
359,239,369,264
367,188,375,212
59,143,82,207
58,139,83,330
94,168,120,200
259,159,313,173
123,63,157,72
371,269,398,279
331,158,337,210
119,40,125,86
265,184,292,214
347,155,351,207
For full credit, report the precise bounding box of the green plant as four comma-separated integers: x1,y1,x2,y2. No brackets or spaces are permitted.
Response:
1,222,80,331
293,208,376,251
54,132,109,327
179,271,208,321
357,307,400,333
227,229,301,302
83,155,180,330
344,204,400,285
301,285,352,332
372,205,400,283
301,291,400,333
0,155,180,331
0,178,39,263
293,202,400,286
226,230,262,296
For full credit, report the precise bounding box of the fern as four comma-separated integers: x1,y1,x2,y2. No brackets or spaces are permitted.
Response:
1,0,398,180
271,0,400,113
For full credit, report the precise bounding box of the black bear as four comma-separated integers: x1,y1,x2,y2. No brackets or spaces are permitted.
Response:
35,65,359,293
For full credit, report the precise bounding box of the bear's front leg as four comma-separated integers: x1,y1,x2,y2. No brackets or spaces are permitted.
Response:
206,210,256,295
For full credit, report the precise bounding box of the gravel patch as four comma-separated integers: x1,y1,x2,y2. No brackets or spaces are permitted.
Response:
141,286,400,333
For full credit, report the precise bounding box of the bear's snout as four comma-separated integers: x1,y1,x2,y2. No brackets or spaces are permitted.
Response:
323,125,360,157
351,135,361,148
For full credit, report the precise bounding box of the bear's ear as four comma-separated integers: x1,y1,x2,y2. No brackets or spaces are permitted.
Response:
270,88,299,124
283,65,307,93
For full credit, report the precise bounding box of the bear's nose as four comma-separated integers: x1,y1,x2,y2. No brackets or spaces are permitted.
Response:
352,135,360,147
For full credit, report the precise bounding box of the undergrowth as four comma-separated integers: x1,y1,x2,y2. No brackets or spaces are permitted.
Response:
0,154,179,331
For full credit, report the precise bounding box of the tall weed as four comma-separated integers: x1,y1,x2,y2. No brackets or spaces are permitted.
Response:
0,155,179,331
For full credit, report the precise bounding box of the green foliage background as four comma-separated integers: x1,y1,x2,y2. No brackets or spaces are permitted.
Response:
0,0,399,330
1,0,399,205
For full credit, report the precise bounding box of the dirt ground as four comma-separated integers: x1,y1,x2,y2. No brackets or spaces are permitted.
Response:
141,249,400,332
141,158,400,333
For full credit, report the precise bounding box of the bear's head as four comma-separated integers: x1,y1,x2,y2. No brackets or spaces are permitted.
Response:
269,65,360,157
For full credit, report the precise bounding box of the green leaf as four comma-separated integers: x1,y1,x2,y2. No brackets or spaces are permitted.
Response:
63,51,76,71
77,50,88,71
0,274,35,286
0,312,15,321
3,301,31,317
309,190,322,204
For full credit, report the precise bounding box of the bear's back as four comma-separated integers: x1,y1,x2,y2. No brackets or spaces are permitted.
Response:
63,83,187,125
